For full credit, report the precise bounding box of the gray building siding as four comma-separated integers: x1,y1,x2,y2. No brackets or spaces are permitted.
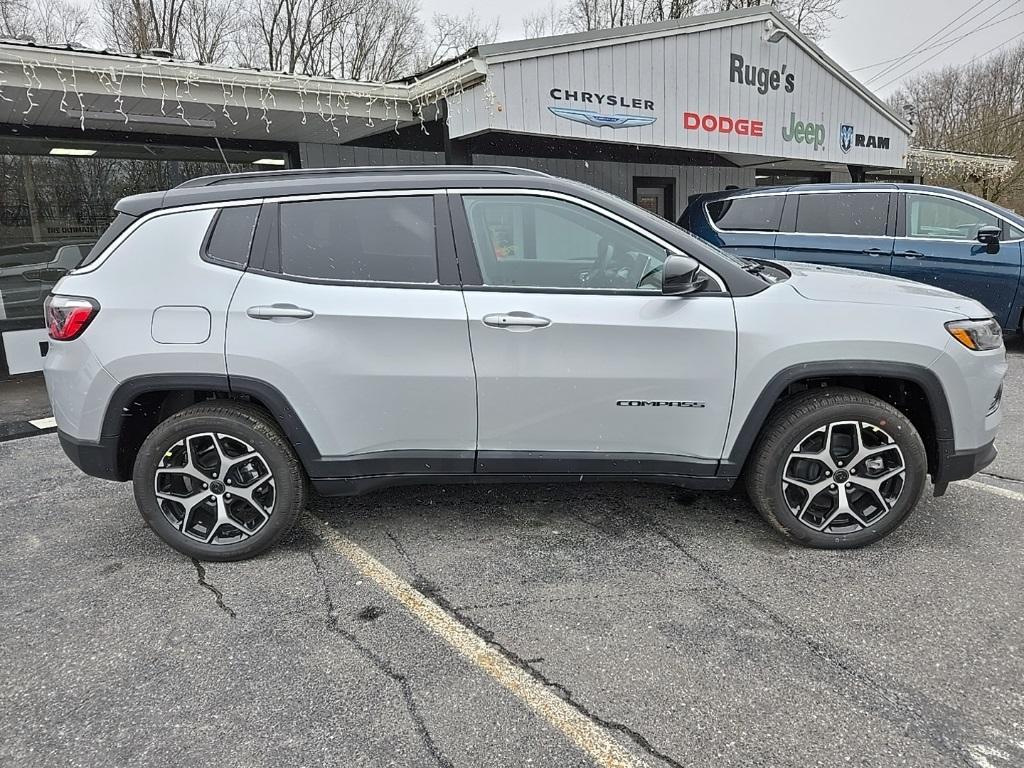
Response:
474,153,755,219
299,144,444,168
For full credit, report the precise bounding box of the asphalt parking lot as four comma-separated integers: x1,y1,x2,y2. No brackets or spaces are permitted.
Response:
2,343,1023,768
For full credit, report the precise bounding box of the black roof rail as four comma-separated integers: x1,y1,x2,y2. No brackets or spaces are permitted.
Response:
175,165,551,189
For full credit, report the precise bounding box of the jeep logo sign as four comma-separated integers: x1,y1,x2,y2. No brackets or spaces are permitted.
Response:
781,112,826,151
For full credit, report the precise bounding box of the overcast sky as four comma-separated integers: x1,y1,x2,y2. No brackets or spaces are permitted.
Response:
424,0,1024,96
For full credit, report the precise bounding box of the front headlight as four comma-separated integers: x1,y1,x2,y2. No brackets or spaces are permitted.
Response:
945,318,1003,351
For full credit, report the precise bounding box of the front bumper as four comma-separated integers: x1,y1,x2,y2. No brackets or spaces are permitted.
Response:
932,438,997,496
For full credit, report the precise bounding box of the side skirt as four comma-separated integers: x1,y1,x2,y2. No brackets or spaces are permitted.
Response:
311,472,736,497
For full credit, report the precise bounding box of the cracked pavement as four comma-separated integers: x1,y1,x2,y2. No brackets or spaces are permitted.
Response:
0,341,1022,767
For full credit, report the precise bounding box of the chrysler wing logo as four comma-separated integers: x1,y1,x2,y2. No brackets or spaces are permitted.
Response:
548,106,657,129
840,123,855,154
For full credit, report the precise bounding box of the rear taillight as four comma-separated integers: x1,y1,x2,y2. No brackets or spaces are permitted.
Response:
45,295,99,341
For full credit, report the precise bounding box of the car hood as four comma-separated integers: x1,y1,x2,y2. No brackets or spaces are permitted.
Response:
780,261,991,318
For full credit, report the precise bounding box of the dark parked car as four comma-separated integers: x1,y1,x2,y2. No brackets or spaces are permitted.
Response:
679,183,1024,332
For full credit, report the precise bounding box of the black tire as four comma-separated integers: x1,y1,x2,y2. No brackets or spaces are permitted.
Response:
133,401,306,561
745,388,928,549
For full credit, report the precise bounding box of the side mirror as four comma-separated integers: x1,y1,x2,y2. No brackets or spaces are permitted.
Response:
977,225,1001,254
662,254,708,296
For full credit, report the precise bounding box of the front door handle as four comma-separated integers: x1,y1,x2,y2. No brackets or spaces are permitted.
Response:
896,250,926,260
247,304,315,320
482,312,552,329
862,248,889,256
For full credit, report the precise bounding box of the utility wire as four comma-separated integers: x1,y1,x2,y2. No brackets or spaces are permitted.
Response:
865,0,1006,85
850,7,1024,72
874,22,1024,93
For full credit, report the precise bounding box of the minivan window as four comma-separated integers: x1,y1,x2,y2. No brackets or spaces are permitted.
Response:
279,196,436,282
794,192,889,236
205,205,259,267
906,194,1000,241
707,195,783,232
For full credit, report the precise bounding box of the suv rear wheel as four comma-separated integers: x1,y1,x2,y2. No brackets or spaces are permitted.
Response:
746,388,928,548
132,402,306,561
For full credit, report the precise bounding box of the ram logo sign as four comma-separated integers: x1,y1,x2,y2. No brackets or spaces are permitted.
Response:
548,107,657,129
840,123,855,154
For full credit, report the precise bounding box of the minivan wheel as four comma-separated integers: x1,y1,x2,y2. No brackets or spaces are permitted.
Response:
745,388,928,549
133,402,306,561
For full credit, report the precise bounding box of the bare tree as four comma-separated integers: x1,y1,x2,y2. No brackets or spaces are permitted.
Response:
98,0,189,53
0,0,89,42
181,0,237,61
559,0,839,38
415,10,499,71
522,2,565,37
891,41,1024,207
335,0,421,80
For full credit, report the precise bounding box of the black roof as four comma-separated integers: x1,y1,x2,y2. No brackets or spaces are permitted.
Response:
116,166,553,216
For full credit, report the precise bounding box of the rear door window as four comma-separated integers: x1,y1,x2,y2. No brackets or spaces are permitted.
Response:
794,192,889,236
706,196,783,232
278,195,437,283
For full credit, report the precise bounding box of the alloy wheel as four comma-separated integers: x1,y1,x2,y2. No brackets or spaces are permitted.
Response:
153,432,276,545
782,420,906,534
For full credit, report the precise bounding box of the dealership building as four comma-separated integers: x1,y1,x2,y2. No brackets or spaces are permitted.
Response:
0,6,933,382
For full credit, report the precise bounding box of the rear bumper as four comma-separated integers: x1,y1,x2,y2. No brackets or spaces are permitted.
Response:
58,430,123,481
932,438,997,496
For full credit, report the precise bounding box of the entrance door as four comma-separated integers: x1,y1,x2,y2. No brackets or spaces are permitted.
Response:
633,177,675,219
454,191,737,476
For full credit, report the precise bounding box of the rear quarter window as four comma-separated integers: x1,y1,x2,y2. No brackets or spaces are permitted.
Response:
204,205,260,268
707,196,783,232
76,212,137,269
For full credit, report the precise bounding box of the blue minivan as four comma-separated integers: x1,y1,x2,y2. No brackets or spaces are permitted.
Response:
680,183,1024,332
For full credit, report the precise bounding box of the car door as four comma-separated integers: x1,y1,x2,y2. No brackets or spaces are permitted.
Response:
452,190,737,477
892,191,1023,326
0,243,54,321
773,191,895,274
226,192,477,478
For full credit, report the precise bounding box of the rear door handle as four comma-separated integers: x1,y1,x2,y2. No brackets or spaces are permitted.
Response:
247,304,315,320
862,248,889,256
896,250,926,260
482,312,551,329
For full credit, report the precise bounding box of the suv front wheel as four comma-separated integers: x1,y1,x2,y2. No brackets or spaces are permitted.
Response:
133,402,306,561
746,388,928,548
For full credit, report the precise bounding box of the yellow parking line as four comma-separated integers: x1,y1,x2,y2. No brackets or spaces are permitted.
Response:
959,479,1024,503
315,519,649,768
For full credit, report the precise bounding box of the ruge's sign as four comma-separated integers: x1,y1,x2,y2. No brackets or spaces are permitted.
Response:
448,16,909,166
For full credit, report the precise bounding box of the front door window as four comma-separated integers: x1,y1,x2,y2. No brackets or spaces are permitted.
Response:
461,194,669,291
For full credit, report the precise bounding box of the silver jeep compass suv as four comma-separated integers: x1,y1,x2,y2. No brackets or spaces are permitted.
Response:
43,166,1006,560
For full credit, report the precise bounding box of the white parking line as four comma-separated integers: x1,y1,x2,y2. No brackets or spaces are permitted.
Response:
28,417,57,430
315,519,648,768
959,479,1024,503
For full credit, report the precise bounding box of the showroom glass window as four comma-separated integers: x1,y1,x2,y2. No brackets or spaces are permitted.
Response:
0,138,289,335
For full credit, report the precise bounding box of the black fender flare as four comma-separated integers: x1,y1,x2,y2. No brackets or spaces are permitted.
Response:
719,360,953,477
